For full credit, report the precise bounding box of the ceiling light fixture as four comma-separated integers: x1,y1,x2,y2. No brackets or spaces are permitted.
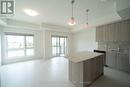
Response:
24,9,38,16
68,0,76,26
86,9,89,27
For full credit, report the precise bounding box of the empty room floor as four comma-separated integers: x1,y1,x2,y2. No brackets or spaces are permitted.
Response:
1,57,130,87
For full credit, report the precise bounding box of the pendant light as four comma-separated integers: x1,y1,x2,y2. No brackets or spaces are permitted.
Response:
68,0,76,26
86,9,89,27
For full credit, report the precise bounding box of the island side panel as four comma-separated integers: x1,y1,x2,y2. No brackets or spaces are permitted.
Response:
69,61,83,87
83,55,104,87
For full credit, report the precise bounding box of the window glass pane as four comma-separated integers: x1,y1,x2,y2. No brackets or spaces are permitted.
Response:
60,38,64,45
61,47,64,54
52,37,57,46
65,38,67,47
26,36,34,48
52,47,56,56
56,37,59,47
26,49,34,56
6,34,35,59
52,36,68,57
57,47,60,54
7,50,24,58
6,35,24,49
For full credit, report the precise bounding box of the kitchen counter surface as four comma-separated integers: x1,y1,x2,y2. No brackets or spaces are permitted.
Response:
94,49,107,52
65,51,103,63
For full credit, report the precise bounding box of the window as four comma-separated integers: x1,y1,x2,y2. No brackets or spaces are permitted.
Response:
52,36,68,57
5,33,34,59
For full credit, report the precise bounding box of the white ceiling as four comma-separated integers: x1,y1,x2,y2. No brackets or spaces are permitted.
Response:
11,0,122,29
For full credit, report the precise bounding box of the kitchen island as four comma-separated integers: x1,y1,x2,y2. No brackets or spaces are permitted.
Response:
66,51,104,87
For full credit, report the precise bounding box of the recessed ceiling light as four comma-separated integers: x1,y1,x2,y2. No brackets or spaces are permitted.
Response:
24,9,38,16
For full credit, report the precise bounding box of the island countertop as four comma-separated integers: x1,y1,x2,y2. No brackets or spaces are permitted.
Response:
65,51,103,63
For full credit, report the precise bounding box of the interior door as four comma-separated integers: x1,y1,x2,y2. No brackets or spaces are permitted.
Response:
52,36,68,57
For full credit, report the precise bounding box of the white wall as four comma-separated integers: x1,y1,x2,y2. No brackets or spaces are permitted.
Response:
0,26,3,66
0,19,73,64
72,27,98,52
0,33,1,66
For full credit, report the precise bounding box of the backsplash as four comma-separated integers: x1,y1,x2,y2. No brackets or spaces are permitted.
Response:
98,42,130,64
98,42,130,55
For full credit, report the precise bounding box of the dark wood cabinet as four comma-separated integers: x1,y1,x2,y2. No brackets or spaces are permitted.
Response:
83,55,104,87
69,53,104,87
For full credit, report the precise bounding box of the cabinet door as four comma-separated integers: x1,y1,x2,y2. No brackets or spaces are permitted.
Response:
104,25,108,42
107,24,112,42
106,52,117,68
111,23,117,41
96,20,130,42
120,21,126,41
115,22,120,42
109,24,116,41
116,20,130,42
83,56,104,87
128,20,130,41
96,26,100,42
102,25,106,42
116,53,130,73
121,20,130,42
96,25,110,42
83,59,96,86
99,26,104,42
96,26,103,42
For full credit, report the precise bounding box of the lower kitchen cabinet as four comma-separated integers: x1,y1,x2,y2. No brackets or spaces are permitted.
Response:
83,56,104,87
106,51,117,68
116,53,130,73
106,51,130,73
69,54,104,87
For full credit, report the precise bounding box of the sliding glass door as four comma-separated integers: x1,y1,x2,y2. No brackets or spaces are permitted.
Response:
52,36,68,57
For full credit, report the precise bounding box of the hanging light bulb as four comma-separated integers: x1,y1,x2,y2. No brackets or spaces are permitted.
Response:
85,9,89,28
68,17,76,26
68,0,76,26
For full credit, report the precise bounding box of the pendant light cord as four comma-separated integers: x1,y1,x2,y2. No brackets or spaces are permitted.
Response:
71,0,75,18
86,9,89,24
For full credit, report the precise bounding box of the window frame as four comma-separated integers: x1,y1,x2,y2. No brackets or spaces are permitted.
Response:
5,32,35,59
51,35,68,57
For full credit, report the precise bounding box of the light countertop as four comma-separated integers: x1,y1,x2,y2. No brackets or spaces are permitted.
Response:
65,51,103,63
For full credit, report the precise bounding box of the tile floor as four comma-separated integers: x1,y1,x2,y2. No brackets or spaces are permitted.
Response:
1,57,130,87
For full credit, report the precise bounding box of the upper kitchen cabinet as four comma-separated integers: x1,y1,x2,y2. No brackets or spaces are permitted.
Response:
119,20,130,42
96,25,106,42
96,19,130,42
96,26,103,42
